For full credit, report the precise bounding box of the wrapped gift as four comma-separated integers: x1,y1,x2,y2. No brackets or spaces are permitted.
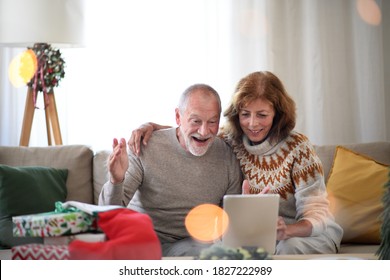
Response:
44,233,106,245
13,211,97,237
12,244,69,260
13,201,121,238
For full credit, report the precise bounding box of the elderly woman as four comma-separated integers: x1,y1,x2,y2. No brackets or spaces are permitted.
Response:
219,71,343,254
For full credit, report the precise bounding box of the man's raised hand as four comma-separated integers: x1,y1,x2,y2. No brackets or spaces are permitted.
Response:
109,138,129,185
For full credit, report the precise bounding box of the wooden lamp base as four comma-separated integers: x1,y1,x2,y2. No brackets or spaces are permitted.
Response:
19,87,63,146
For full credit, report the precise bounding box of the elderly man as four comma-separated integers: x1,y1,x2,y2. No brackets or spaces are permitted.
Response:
99,84,242,257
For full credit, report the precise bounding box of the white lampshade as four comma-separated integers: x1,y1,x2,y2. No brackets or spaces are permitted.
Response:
0,0,85,47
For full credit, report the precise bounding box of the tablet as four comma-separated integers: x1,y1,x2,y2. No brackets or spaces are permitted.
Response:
222,194,280,254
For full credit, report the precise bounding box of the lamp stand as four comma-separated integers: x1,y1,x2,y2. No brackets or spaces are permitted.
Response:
19,87,63,146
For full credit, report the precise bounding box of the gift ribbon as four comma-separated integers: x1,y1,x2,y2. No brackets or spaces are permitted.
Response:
54,201,81,213
31,44,50,109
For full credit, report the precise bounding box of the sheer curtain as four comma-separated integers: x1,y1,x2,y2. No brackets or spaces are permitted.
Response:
0,0,388,151
266,0,387,145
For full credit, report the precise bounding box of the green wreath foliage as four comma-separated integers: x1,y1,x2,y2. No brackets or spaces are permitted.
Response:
27,43,65,93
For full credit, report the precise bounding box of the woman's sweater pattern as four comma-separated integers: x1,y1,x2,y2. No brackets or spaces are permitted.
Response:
229,131,343,240
236,132,323,197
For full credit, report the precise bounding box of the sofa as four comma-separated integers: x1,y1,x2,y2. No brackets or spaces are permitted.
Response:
0,141,389,259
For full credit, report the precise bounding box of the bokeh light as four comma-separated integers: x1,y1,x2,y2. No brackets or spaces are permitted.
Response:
356,0,382,26
8,49,37,88
185,204,229,242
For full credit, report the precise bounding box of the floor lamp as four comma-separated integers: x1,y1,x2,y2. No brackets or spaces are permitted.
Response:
0,0,85,146
20,87,63,146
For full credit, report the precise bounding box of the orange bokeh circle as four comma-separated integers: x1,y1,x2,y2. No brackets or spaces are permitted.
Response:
185,203,229,242
8,49,37,87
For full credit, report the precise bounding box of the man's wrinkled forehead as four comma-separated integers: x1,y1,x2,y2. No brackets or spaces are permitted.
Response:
183,95,221,119
179,87,221,114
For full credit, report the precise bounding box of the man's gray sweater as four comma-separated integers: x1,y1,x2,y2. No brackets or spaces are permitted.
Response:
99,128,242,242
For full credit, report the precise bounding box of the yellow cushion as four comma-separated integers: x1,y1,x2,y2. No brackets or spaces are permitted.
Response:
326,146,389,244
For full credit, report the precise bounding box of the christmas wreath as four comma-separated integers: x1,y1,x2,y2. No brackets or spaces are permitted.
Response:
27,43,65,107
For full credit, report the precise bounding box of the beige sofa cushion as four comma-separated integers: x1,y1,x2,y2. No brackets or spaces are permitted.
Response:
314,141,390,181
93,150,110,205
0,145,94,204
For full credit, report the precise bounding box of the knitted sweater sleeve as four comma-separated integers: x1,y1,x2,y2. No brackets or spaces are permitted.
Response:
98,153,143,207
292,140,332,236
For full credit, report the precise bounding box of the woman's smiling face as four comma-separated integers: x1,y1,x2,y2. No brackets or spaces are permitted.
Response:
238,98,275,144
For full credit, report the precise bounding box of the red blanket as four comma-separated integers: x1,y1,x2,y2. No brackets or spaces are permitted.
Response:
68,208,161,260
